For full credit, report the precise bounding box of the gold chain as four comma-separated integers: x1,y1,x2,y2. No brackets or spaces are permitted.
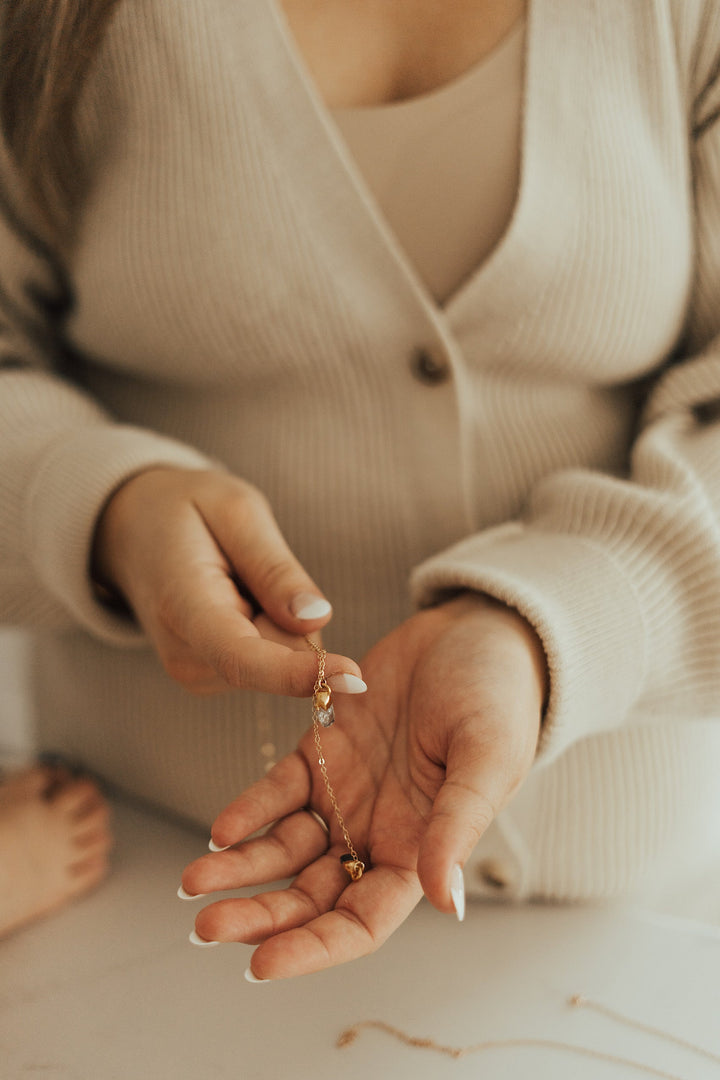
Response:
337,1020,690,1077
306,634,327,686
569,994,720,1066
338,993,720,1074
306,637,364,881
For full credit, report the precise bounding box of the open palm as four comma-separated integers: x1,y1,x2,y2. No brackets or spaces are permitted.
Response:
181,594,546,979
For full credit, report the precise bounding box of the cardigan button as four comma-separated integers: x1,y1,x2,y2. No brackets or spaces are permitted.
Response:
410,347,450,385
475,857,514,891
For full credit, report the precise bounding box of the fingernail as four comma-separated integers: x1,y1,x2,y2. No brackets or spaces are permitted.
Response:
327,673,368,694
178,885,206,900
209,838,231,852
450,863,465,922
189,930,219,947
290,593,332,620
244,967,269,983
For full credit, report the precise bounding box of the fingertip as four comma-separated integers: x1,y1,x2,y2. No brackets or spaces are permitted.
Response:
189,930,219,948
327,673,367,694
209,837,232,852
289,593,332,621
419,875,456,917
323,653,365,686
244,966,270,983
416,832,459,916
450,863,466,922
178,885,207,900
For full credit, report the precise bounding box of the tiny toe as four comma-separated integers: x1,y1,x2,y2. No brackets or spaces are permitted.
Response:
0,766,50,799
72,800,111,837
68,852,111,892
53,778,106,817
72,828,114,861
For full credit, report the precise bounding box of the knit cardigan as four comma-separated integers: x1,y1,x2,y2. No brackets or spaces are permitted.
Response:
2,0,720,902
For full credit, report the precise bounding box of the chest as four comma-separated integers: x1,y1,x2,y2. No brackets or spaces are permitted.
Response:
278,0,526,106
69,0,693,389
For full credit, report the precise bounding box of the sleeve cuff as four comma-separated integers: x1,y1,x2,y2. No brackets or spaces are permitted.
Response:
26,423,214,645
410,523,647,765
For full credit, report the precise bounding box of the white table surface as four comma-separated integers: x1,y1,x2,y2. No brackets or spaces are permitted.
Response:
2,795,719,1080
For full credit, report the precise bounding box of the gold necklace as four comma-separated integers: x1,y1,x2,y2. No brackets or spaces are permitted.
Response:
337,993,720,1077
306,637,365,882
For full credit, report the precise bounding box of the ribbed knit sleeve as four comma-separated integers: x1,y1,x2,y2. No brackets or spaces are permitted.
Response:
0,154,212,641
411,13,720,766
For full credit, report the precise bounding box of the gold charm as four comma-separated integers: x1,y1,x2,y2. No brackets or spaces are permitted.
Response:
314,687,331,710
340,855,365,882
312,684,335,727
306,637,366,882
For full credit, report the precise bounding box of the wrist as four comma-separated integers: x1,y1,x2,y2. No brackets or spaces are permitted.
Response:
438,590,550,717
90,480,136,613
89,467,168,607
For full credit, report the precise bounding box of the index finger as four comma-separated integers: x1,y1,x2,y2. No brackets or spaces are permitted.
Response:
173,568,363,695
201,629,361,696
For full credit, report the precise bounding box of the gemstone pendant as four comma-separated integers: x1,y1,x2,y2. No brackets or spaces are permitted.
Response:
313,686,335,727
313,701,335,727
340,854,365,881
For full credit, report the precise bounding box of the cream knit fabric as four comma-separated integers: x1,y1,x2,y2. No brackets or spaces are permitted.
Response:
332,16,525,303
2,0,720,903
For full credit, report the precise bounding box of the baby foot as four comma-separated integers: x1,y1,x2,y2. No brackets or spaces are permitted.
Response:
0,765,113,938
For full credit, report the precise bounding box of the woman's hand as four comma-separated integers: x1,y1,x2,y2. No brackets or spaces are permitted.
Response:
91,467,364,696
180,593,548,978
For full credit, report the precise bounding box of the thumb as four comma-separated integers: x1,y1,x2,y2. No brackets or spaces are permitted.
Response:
416,723,510,918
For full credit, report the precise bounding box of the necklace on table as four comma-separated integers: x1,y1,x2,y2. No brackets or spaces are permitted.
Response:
338,992,720,1078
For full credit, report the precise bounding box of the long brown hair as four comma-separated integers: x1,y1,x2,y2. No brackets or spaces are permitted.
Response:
0,0,121,244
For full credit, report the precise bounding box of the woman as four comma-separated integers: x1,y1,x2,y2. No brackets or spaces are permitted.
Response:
2,0,720,976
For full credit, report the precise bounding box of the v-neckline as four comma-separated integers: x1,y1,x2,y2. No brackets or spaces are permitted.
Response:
264,0,535,321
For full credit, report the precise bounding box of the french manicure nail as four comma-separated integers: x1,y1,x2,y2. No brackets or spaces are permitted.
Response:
450,863,466,922
209,838,231,852
327,673,368,694
189,930,219,947
177,885,206,900
290,593,332,620
244,967,269,983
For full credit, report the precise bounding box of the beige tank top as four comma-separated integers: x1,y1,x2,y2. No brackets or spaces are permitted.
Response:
331,17,525,304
